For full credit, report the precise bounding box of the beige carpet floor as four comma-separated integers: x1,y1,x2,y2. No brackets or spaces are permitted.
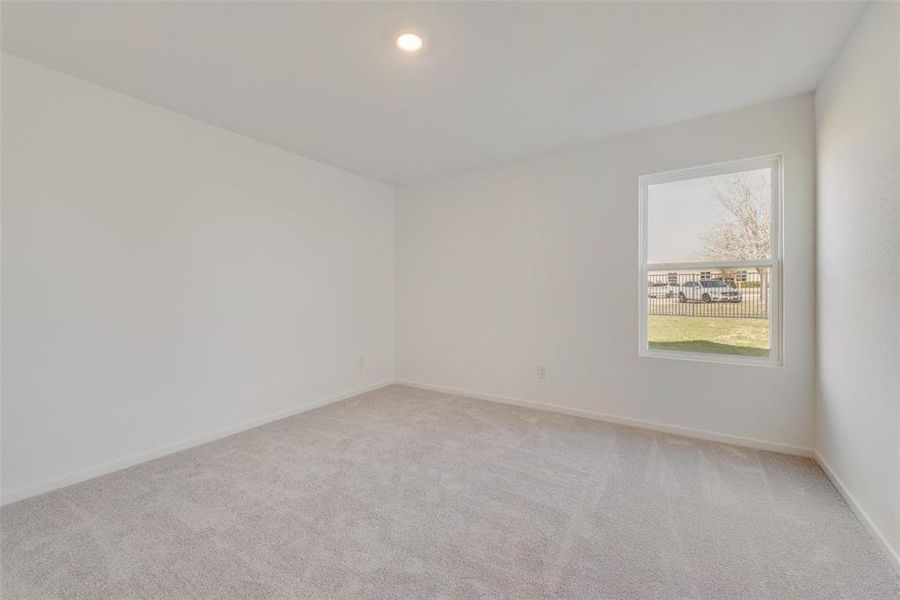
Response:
2,384,898,599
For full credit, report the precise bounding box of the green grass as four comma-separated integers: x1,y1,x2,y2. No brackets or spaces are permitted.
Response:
648,315,769,357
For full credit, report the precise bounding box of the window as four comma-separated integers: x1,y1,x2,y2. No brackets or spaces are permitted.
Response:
638,155,782,365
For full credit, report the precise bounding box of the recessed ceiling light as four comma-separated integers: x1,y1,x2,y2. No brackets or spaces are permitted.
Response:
396,33,424,53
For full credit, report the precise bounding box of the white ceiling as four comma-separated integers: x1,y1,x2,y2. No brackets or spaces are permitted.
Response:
2,1,865,185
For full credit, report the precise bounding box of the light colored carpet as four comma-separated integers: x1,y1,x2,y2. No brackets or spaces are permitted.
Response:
2,384,898,599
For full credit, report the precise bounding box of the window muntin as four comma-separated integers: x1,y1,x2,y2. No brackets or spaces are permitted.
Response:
639,156,782,366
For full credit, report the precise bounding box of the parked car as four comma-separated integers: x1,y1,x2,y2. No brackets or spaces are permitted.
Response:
647,282,677,298
678,279,741,303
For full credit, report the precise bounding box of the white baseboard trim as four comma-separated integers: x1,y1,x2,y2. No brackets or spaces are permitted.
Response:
814,452,900,575
0,379,393,506
394,379,814,457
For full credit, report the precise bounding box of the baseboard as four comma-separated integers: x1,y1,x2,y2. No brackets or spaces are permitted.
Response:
814,452,900,575
394,379,814,457
0,379,393,506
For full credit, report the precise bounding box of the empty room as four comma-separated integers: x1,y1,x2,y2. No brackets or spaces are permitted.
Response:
1,1,898,598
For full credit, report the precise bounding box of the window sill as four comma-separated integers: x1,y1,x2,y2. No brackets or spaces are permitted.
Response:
639,348,783,368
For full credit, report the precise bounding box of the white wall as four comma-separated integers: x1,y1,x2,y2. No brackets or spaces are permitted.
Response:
1,55,395,501
815,2,900,562
396,95,816,453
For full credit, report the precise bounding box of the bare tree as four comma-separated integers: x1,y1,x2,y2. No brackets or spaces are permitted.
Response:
702,172,771,261
702,172,771,306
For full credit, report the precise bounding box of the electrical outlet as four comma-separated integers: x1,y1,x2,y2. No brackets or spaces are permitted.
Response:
358,356,366,370
537,365,548,379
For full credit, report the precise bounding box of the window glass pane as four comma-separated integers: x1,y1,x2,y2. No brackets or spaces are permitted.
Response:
647,167,772,264
646,267,770,358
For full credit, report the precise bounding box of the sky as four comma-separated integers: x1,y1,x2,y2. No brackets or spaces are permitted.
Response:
647,167,770,264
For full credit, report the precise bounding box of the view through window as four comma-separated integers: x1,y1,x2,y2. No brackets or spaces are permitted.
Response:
639,156,781,363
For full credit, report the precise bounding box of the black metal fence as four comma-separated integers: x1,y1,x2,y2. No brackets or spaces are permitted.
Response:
647,268,769,319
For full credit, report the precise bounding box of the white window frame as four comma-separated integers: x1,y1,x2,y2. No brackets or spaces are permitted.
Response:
638,154,783,367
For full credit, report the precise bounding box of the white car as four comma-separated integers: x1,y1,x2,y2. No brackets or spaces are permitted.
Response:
678,279,742,303
648,282,678,298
